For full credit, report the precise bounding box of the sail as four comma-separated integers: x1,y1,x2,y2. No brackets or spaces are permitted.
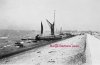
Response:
87,34,100,65
52,22,55,35
41,21,43,35
46,19,55,35
46,19,52,28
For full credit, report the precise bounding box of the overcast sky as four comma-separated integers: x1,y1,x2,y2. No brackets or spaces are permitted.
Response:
0,0,100,31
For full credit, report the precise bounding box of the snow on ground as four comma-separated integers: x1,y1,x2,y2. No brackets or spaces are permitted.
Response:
0,35,86,65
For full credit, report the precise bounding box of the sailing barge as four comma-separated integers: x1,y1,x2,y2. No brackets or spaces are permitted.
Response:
35,12,75,41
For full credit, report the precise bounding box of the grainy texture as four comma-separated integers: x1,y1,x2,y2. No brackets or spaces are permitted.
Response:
0,35,87,65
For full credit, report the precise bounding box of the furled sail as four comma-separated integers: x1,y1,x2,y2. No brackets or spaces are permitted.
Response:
41,21,43,35
46,19,55,35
